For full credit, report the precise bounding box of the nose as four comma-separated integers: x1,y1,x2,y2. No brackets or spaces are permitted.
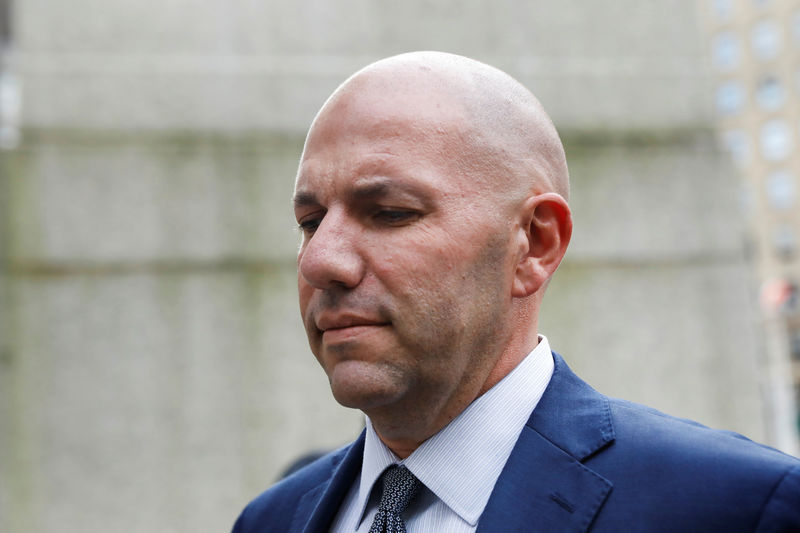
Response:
298,212,366,290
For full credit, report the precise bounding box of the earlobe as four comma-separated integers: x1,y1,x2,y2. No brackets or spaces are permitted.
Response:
511,193,572,298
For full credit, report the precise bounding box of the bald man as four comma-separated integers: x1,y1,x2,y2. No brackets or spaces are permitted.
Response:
234,52,800,533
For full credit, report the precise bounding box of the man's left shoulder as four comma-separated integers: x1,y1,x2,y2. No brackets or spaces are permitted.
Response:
606,396,799,470
595,397,800,530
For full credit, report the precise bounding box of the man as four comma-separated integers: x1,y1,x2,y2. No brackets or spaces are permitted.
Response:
234,52,800,532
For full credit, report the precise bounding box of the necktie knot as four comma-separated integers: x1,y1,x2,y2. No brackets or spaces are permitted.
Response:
369,465,420,533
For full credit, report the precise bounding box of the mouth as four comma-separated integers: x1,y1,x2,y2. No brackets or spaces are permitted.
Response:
321,323,387,344
315,314,389,344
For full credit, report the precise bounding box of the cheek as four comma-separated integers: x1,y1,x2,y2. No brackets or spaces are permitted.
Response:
378,246,468,329
376,234,460,279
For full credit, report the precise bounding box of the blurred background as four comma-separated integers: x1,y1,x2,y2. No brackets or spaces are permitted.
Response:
1,1,800,531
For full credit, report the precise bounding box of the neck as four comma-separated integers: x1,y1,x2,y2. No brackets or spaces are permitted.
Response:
371,329,541,459
378,437,421,460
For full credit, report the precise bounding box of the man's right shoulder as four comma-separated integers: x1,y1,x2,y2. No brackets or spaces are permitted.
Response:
231,443,354,533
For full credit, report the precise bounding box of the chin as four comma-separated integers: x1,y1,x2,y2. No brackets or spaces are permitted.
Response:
327,360,407,411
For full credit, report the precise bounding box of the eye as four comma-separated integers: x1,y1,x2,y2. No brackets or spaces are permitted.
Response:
297,214,323,235
373,208,419,226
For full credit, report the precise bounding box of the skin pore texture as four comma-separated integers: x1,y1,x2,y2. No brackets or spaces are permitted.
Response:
294,51,572,459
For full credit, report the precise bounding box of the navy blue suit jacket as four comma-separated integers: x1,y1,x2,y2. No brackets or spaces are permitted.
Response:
234,353,800,532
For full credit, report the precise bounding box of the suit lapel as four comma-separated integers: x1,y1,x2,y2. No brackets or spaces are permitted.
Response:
478,353,615,533
291,431,366,533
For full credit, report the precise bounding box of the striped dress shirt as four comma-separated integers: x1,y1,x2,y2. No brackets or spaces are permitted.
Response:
330,336,555,532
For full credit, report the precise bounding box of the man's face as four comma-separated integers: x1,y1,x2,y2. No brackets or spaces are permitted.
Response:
293,84,518,419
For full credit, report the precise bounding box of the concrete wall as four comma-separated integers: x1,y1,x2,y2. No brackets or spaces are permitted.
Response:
15,0,711,134
544,135,762,435
0,2,767,532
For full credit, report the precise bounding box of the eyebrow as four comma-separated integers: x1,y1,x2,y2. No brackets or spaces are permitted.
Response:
350,180,392,202
294,177,435,211
293,191,319,210
350,177,435,205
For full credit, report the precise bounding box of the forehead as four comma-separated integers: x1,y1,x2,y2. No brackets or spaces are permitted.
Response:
308,70,471,153
295,82,472,198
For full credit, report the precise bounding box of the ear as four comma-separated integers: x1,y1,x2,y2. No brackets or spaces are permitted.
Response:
511,193,572,298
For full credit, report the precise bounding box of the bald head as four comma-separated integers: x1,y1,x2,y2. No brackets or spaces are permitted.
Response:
304,51,569,201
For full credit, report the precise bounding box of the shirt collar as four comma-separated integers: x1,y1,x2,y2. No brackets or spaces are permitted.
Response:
354,336,554,527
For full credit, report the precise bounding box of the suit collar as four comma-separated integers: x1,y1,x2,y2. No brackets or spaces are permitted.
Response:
292,430,366,533
527,352,615,461
479,352,615,532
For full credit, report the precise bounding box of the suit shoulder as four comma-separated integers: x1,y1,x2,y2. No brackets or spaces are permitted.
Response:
232,444,351,533
607,397,798,467
585,398,800,530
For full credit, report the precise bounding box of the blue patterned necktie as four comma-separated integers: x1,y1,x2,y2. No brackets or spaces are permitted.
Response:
368,465,421,533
